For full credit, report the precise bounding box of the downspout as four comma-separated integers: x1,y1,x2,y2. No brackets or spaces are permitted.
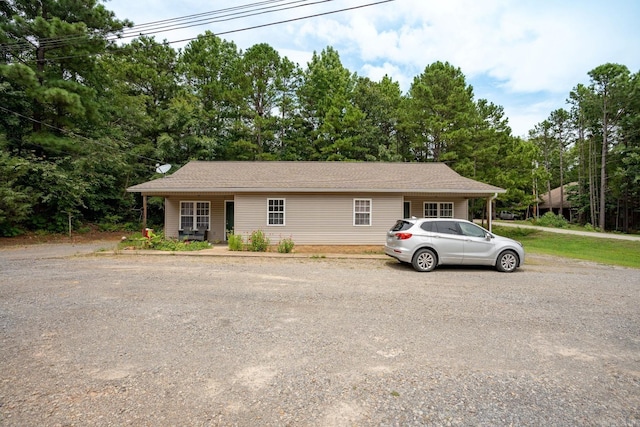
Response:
488,193,498,232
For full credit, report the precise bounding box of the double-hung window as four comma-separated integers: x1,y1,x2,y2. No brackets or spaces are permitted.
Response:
424,202,439,218
180,201,210,230
424,202,454,218
354,199,372,226
268,198,285,226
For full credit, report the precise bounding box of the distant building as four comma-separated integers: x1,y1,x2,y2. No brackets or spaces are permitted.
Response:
539,183,577,221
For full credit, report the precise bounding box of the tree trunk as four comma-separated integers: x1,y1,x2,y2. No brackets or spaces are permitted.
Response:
599,96,608,230
577,126,585,224
589,136,597,226
559,133,564,218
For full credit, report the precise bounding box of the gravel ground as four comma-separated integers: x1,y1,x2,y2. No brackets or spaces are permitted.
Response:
1,243,639,426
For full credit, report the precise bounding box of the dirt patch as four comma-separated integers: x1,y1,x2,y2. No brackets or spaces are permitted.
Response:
0,230,384,255
289,245,384,254
0,230,126,247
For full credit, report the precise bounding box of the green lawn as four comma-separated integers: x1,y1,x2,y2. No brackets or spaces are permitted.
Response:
493,226,640,269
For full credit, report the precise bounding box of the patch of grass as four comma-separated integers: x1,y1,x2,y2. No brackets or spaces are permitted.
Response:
493,226,640,269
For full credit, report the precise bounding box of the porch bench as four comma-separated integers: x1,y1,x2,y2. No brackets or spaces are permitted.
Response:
178,228,206,241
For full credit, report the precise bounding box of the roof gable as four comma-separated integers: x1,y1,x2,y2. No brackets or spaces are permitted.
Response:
127,161,504,195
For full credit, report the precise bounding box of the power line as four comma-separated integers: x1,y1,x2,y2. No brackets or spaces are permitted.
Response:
169,0,394,45
1,0,395,63
119,0,319,36
0,0,331,54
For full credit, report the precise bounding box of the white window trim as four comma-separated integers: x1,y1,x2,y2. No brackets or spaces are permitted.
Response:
267,198,286,226
440,202,454,218
424,201,454,218
180,201,211,230
353,198,372,226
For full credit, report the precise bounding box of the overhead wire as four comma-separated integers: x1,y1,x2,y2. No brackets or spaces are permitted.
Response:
5,0,321,53
1,0,394,63
3,0,395,62
169,0,394,45
0,0,330,54
117,0,321,37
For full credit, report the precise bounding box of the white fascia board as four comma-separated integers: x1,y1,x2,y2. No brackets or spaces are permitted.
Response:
131,187,506,195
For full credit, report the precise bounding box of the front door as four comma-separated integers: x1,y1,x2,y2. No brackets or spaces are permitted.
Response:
225,200,234,240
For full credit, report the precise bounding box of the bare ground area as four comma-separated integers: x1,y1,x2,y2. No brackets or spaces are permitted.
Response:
0,231,383,255
1,241,639,426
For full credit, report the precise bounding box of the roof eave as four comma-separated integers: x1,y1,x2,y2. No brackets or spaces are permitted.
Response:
128,187,506,195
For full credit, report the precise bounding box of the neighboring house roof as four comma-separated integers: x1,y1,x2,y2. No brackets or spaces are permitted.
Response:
539,183,577,209
127,161,505,197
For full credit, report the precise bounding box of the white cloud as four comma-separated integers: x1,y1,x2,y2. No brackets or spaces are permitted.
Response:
361,62,410,87
277,48,313,68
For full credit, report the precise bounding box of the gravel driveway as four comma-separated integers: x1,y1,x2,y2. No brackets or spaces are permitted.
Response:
1,244,639,426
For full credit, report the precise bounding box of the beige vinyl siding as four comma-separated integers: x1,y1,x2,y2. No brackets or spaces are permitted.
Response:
403,196,469,219
165,198,179,239
164,194,468,243
234,193,403,245
164,196,228,241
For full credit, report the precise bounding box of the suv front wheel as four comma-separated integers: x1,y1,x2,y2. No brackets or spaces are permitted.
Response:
412,248,437,272
496,250,518,272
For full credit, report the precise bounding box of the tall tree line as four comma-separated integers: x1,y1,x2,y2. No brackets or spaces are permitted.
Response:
530,64,640,232
1,0,635,234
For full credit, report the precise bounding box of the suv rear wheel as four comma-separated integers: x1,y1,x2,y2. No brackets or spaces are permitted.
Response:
412,248,437,272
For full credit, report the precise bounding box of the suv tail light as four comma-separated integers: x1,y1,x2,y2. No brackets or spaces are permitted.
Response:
395,232,412,240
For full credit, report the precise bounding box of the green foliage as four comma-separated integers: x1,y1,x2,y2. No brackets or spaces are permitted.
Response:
227,233,244,251
1,0,638,235
403,61,476,164
514,230,640,269
120,232,210,251
98,215,139,232
0,145,33,235
583,223,599,232
277,236,295,253
533,212,569,228
227,230,270,252
491,226,538,239
248,229,270,252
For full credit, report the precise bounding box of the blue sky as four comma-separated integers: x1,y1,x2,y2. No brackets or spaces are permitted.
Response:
103,0,640,137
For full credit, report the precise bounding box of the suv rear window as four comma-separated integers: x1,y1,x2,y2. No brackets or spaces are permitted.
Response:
390,220,413,232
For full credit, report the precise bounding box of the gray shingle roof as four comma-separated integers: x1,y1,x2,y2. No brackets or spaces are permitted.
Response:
539,183,576,208
127,161,505,195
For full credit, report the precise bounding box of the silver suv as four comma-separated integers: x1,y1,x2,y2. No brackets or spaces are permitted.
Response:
385,218,525,272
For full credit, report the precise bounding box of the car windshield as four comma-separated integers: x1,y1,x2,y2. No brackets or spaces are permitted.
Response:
390,220,413,232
